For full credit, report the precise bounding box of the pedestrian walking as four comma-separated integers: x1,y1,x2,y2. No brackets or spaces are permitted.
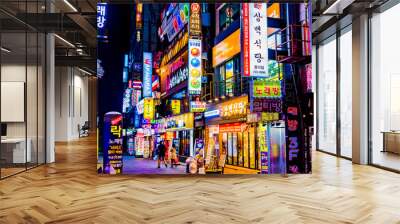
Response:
157,141,166,168
170,144,178,168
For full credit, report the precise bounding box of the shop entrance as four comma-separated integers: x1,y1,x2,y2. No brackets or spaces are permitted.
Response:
220,124,257,169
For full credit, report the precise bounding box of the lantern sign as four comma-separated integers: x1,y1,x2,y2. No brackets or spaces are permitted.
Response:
242,3,268,77
103,112,123,174
188,39,202,95
189,3,202,37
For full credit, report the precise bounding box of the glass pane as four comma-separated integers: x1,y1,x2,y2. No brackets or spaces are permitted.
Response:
243,130,249,168
339,28,352,158
1,31,27,177
232,133,237,165
249,126,256,169
27,31,38,168
317,36,337,154
38,32,45,165
237,132,243,166
371,5,400,171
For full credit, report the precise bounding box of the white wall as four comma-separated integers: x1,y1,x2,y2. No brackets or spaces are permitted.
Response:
55,67,89,141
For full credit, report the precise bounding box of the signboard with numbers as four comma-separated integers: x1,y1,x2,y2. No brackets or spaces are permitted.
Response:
103,112,123,174
242,3,268,77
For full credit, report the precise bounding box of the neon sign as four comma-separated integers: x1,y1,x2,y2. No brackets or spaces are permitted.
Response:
188,39,202,95
143,52,153,98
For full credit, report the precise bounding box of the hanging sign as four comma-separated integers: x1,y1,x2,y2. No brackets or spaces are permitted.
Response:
143,52,153,98
97,3,108,40
189,3,202,37
188,39,202,95
103,112,123,174
253,79,282,98
242,3,268,77
143,98,154,120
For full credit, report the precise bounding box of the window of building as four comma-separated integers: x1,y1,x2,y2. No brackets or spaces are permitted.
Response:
317,35,337,155
370,3,400,171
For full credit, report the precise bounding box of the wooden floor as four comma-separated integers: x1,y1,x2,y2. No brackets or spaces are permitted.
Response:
1,136,400,224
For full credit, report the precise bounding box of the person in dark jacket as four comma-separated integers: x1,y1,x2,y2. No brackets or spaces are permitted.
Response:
157,141,167,168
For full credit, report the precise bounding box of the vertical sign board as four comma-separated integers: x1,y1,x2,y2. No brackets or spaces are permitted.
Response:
188,39,202,95
103,112,123,174
143,52,153,98
143,98,154,121
284,66,306,173
242,3,268,77
189,3,202,37
97,3,108,40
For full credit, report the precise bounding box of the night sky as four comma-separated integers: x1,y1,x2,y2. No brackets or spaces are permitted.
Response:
98,4,131,121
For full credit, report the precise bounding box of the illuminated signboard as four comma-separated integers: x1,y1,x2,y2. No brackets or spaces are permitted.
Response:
171,100,181,115
251,98,282,113
143,52,153,98
165,112,194,130
212,29,240,67
253,79,282,98
259,124,268,174
160,32,188,67
225,60,234,95
219,123,247,133
189,3,201,37
103,112,123,174
190,101,206,112
97,3,108,39
204,109,219,118
188,39,202,95
267,3,280,18
122,88,132,113
219,95,248,119
137,99,144,114
143,98,154,120
168,67,188,91
242,3,268,77
161,51,187,78
268,60,283,79
136,3,143,29
159,4,189,42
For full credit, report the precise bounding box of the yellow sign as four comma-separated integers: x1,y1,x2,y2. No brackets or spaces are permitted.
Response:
261,112,279,122
171,100,181,115
212,29,241,67
143,98,154,120
219,95,248,119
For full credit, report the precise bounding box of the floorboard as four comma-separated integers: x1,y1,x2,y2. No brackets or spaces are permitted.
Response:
0,135,399,224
